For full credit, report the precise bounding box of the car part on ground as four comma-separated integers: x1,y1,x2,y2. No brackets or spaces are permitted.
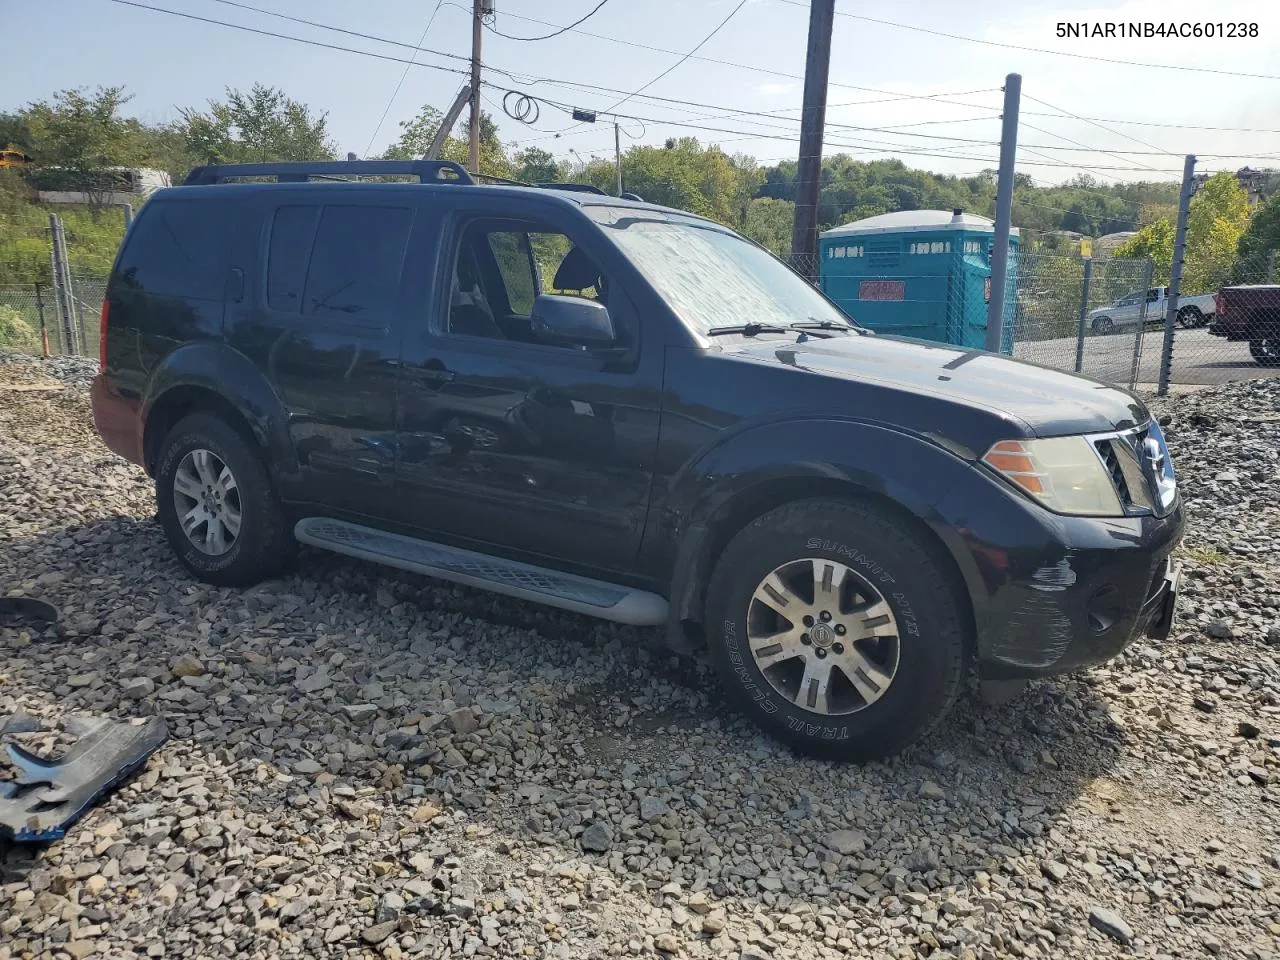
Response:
0,596,59,629
0,716,168,842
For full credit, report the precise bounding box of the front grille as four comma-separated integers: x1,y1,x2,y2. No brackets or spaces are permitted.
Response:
1095,440,1133,507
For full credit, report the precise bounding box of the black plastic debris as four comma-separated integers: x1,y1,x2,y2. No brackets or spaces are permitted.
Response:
0,716,168,842
0,596,59,629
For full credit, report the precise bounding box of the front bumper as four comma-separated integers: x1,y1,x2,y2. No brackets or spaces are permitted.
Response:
930,467,1185,680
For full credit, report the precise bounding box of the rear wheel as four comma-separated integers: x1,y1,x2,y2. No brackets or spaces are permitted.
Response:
1250,337,1280,366
1092,316,1114,334
156,413,295,586
704,498,968,761
1177,306,1204,329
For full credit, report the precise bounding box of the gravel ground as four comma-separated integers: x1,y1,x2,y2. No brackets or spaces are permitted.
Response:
1,352,1278,960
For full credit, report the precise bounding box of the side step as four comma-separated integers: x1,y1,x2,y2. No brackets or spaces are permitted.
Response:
294,518,669,627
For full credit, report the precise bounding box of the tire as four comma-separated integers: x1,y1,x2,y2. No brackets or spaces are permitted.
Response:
704,497,968,762
1092,316,1114,334
1177,306,1203,329
155,412,295,587
1249,338,1280,366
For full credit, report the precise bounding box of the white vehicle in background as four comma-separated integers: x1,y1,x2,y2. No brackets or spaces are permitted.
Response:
1088,286,1217,333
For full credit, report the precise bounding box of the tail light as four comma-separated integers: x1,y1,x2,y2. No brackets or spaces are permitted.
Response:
99,298,109,371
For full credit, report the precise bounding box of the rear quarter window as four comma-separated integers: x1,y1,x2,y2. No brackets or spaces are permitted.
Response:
112,198,233,301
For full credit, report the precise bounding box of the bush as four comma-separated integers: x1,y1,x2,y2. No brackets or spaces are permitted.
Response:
0,304,38,351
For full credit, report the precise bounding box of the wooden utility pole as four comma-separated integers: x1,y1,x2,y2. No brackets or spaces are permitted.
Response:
789,0,835,277
469,0,483,174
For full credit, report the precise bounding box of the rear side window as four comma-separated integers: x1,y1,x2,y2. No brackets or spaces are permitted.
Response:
265,203,412,322
267,205,320,312
113,199,233,301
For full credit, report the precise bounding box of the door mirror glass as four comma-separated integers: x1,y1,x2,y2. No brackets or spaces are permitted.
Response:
531,294,615,345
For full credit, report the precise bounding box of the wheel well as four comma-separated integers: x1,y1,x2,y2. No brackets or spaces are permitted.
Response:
143,386,260,474
677,478,976,652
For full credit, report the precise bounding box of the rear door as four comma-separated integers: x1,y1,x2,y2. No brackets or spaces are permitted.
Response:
225,191,414,517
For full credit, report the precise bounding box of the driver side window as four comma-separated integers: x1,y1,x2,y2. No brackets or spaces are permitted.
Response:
446,219,611,345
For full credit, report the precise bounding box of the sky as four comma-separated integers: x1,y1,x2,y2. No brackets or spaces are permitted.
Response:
4,0,1280,186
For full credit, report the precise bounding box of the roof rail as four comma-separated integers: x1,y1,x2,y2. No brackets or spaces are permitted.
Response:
182,160,474,186
534,182,608,195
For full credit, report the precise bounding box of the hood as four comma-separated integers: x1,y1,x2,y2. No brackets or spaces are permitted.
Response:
729,331,1149,438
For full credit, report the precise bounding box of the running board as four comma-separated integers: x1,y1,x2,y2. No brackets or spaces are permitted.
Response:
294,518,668,627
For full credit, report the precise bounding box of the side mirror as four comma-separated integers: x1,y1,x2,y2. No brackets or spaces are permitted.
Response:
531,294,615,346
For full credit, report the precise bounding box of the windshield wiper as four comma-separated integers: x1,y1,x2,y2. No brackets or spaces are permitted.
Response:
790,318,856,333
706,322,790,337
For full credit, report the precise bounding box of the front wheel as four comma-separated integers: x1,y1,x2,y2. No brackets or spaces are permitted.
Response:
1250,337,1280,366
704,498,968,762
1092,316,1114,334
155,412,296,586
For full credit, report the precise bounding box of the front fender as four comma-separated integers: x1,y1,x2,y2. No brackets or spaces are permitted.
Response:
658,417,990,645
142,342,297,477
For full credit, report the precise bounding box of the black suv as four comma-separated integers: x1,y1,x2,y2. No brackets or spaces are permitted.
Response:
92,160,1183,761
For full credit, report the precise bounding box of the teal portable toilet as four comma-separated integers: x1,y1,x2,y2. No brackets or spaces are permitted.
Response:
819,209,1019,353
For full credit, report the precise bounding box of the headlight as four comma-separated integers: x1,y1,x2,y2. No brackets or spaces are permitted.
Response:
982,436,1124,516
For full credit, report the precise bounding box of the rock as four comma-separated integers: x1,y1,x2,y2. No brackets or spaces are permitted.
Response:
292,759,323,775
1040,860,1069,883
324,923,351,944
1186,886,1223,909
448,706,479,735
412,802,441,823
1247,766,1271,785
340,703,378,720
1088,906,1133,944
296,668,332,693
376,892,405,924
823,829,867,855
63,943,97,960
362,921,398,945
686,892,711,915
0,711,41,735
906,844,941,873
655,933,679,954
119,677,155,699
918,781,946,801
1193,695,1217,713
639,796,669,822
579,822,613,853
1266,626,1280,647
1204,619,1234,639
1239,720,1262,739
170,654,205,678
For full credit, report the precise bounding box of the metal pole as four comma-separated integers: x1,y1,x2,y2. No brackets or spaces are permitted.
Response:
1074,257,1092,373
614,121,623,197
1158,155,1196,397
56,218,83,355
468,0,482,175
426,85,472,161
986,73,1021,354
789,0,835,278
34,282,50,357
122,203,133,229
1128,257,1154,390
48,214,75,355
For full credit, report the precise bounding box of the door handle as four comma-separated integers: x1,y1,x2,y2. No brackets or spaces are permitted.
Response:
421,359,455,384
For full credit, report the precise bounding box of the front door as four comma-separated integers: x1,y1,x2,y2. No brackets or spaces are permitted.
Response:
226,194,414,517
394,201,663,574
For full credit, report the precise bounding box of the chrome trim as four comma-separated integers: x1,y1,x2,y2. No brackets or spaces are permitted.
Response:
1084,422,1177,518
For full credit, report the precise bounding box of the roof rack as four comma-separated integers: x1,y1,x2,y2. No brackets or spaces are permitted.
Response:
534,182,608,195
182,160,474,186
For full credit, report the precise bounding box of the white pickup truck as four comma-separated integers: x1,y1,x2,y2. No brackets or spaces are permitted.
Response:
1088,286,1217,333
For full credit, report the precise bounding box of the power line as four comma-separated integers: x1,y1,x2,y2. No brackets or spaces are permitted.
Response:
362,0,445,158
773,0,1280,83
1022,94,1176,159
484,0,611,41
573,0,750,126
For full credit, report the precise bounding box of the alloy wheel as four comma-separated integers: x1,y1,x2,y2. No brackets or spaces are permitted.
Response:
746,558,900,716
172,448,242,556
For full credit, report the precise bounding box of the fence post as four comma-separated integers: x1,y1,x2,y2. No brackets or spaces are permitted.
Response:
1074,257,1092,373
1159,155,1196,397
1128,257,1155,390
48,214,76,355
986,73,1021,354
34,282,50,357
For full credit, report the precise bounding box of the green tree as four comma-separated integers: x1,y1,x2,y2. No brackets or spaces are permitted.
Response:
1183,172,1250,292
379,105,512,178
513,147,561,184
1237,191,1280,263
178,83,336,164
23,86,138,206
1113,219,1174,280
741,197,795,255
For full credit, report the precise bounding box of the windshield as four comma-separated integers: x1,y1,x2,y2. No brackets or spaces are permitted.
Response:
588,209,856,336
